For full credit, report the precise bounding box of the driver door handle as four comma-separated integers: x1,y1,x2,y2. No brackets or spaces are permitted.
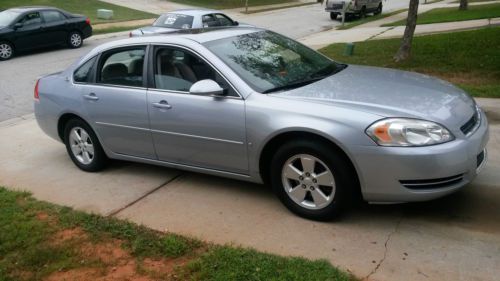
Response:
152,100,172,110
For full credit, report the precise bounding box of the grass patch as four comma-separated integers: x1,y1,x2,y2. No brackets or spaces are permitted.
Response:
319,27,500,98
168,0,296,10
383,3,500,26
0,0,157,24
0,187,353,281
337,9,408,30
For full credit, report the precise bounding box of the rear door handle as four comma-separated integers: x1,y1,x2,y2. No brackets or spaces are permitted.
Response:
83,93,99,101
152,100,172,110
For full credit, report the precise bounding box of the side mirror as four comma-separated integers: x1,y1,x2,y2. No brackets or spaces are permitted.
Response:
13,22,23,29
233,21,239,26
189,79,225,97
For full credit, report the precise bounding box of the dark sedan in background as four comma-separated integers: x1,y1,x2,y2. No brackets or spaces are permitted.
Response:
0,6,92,60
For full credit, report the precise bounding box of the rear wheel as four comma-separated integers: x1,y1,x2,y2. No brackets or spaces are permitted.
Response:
360,6,367,18
374,3,383,15
270,140,356,221
68,31,83,48
330,12,338,20
64,119,107,172
0,41,14,61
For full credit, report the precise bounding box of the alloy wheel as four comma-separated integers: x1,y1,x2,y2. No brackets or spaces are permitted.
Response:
70,33,82,47
281,154,336,210
69,127,94,165
0,43,13,60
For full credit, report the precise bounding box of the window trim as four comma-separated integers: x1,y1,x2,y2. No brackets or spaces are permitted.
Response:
94,45,150,90
147,44,243,100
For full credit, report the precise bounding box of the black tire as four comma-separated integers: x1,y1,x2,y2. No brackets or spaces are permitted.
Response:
270,139,356,221
0,41,14,61
64,119,107,172
330,12,338,20
67,31,83,49
360,6,367,18
374,4,383,15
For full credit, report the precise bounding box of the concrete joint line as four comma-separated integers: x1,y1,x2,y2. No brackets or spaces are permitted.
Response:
106,172,184,217
367,26,396,41
363,216,403,280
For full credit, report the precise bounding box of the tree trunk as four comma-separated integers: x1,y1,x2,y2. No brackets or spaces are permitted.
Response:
394,0,419,62
459,0,468,11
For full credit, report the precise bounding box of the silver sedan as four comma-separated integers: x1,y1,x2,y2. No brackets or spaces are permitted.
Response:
129,9,251,37
34,27,489,220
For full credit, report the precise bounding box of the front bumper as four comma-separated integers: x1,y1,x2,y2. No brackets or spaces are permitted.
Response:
353,110,489,202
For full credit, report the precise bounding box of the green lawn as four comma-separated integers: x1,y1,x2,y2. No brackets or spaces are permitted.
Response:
320,27,500,98
0,0,157,24
337,9,408,30
384,3,500,26
168,0,296,9
0,187,353,281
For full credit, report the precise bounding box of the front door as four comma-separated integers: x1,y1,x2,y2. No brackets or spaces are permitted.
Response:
13,12,45,50
147,45,248,174
79,45,156,159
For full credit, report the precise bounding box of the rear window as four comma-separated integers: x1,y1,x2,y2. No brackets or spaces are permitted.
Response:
152,13,193,29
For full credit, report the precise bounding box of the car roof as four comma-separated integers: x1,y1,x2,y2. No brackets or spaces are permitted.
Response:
93,27,265,53
162,9,221,16
7,6,54,12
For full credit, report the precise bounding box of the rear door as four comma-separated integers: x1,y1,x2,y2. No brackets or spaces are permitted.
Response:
77,45,156,159
40,10,68,45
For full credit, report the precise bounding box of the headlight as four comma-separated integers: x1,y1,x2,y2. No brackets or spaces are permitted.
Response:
366,118,454,147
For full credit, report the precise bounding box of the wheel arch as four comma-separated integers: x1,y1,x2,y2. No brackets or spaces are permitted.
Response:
57,113,90,142
258,130,362,198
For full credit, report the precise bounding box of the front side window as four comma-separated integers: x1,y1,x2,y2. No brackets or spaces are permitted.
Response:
20,12,41,26
204,31,346,93
0,10,20,27
98,47,146,87
152,13,193,29
74,56,97,83
214,14,233,26
153,46,238,97
42,10,66,23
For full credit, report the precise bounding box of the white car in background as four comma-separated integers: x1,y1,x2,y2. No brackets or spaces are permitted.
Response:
129,9,251,37
325,0,383,20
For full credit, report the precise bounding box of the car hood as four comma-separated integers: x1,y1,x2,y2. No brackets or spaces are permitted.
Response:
135,26,178,34
273,65,476,130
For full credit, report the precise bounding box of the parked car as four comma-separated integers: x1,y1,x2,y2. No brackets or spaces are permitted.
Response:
325,0,383,20
34,27,488,221
129,9,251,37
0,6,92,60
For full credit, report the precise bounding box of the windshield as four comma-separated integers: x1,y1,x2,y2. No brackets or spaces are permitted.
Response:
204,30,346,93
153,13,194,29
0,10,20,27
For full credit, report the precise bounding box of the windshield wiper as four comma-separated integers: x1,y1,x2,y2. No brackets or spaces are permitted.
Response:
262,77,324,94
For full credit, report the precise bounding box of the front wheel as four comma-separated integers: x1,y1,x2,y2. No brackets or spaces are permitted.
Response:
270,140,356,221
374,4,383,15
64,119,107,172
0,41,14,61
68,31,83,48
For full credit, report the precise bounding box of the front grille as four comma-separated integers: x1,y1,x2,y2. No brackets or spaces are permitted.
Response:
460,111,480,136
400,174,464,190
477,150,485,168
329,4,344,9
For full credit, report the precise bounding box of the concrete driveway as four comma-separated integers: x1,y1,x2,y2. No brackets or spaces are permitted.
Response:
1,106,499,281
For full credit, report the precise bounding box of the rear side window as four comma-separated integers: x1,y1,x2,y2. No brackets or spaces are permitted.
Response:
97,47,146,87
73,56,97,83
42,10,66,23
